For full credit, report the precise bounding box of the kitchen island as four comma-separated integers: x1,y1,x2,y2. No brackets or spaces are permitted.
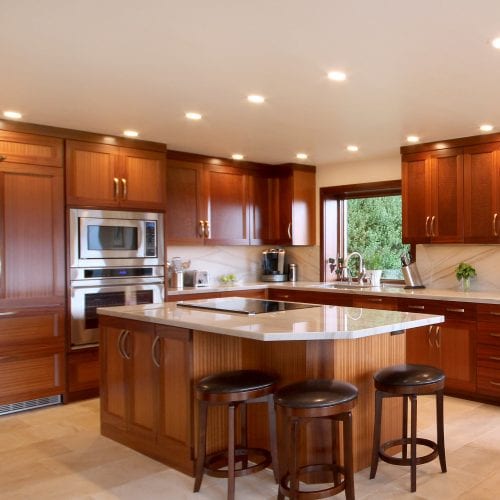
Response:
98,298,443,477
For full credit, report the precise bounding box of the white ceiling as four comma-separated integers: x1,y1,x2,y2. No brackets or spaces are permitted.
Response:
3,1,500,166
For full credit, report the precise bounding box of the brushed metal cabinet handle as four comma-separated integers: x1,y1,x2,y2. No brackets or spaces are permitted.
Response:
435,325,441,348
151,336,161,368
408,305,425,310
428,325,434,347
489,333,500,338
488,356,500,362
425,216,430,237
365,298,383,303
287,222,292,239
121,178,127,199
446,308,465,313
204,220,210,238
198,220,205,237
493,213,499,237
430,215,436,237
488,312,500,317
118,330,131,360
0,311,16,316
490,381,500,387
0,155,6,162
113,177,120,199
117,329,126,358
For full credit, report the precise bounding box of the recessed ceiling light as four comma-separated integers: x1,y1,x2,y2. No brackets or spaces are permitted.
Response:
480,124,494,132
406,135,420,143
247,95,265,104
296,153,308,160
491,37,500,49
327,71,347,82
346,145,359,152
185,112,202,120
123,130,139,138
232,153,244,160
3,110,22,119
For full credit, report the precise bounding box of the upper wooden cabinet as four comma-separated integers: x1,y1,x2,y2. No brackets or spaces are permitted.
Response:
66,140,166,210
402,148,463,244
463,143,500,243
0,130,62,166
166,153,316,246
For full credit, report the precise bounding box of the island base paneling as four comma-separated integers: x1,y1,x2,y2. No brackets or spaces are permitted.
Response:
100,317,406,478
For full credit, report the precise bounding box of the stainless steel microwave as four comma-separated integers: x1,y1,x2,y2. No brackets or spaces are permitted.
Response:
69,209,164,267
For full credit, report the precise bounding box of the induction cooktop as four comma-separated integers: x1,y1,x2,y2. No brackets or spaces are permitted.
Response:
176,298,319,315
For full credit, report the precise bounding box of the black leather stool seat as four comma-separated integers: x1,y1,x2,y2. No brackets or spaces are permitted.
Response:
197,369,278,395
275,379,358,500
275,379,358,409
374,364,445,389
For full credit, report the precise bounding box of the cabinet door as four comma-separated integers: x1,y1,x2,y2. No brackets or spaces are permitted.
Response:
0,162,65,304
429,149,463,243
120,147,166,210
463,143,500,243
165,159,206,244
127,325,157,440
406,325,435,365
156,326,193,472
205,165,250,245
66,141,120,207
249,173,278,245
290,168,316,245
438,320,476,393
402,153,431,243
0,130,62,166
0,308,65,405
100,324,128,430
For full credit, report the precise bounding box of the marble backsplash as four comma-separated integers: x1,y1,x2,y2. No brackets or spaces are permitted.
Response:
416,244,500,292
167,245,320,285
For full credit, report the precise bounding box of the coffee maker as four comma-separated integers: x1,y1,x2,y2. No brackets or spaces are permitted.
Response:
261,248,287,282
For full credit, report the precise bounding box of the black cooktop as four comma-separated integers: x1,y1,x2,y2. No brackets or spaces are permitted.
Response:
176,298,319,315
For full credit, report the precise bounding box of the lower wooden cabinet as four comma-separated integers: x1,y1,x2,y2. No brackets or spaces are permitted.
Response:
66,348,99,402
100,316,194,475
399,299,476,395
0,307,65,405
476,304,500,399
267,287,353,306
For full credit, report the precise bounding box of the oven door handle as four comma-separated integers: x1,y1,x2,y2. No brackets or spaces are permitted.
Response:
151,335,161,368
117,329,131,359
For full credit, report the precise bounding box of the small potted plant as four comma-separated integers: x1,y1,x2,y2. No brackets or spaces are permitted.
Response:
455,262,476,291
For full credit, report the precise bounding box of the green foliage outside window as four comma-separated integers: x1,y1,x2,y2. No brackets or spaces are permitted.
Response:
346,196,409,280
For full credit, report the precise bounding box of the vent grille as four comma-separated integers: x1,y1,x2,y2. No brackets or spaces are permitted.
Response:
0,395,62,416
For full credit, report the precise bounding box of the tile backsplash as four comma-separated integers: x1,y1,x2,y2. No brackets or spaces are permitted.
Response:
167,245,320,285
416,244,500,291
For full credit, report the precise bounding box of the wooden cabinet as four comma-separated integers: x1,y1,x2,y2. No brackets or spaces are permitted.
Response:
463,143,500,243
267,288,353,306
66,348,99,402
100,315,194,474
167,288,266,302
352,295,398,310
166,153,316,246
399,299,476,395
0,130,66,405
402,149,463,244
66,140,166,210
476,303,500,399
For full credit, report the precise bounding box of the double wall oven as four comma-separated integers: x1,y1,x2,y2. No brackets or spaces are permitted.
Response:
69,209,165,348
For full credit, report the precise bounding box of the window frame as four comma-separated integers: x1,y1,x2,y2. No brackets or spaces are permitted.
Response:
320,179,414,282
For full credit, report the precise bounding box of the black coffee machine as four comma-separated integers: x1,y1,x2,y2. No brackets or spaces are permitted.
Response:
261,248,287,282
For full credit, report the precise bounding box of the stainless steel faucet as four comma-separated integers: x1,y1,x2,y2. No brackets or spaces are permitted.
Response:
343,252,366,284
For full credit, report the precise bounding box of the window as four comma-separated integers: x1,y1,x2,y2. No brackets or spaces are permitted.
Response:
320,180,412,283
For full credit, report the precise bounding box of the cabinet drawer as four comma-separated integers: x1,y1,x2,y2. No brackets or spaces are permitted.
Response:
477,303,500,323
477,366,500,397
398,299,475,321
352,296,398,310
477,344,500,369
477,323,500,346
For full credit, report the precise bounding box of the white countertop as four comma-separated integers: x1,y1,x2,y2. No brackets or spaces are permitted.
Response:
98,299,444,342
167,281,500,304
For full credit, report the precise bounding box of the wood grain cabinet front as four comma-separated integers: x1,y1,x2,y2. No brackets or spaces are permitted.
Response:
476,304,500,399
66,140,166,210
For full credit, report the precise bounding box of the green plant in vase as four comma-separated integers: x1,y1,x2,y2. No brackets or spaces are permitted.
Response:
455,262,476,291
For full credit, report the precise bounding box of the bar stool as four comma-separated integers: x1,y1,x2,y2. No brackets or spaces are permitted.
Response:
193,369,279,500
370,363,447,492
274,379,358,500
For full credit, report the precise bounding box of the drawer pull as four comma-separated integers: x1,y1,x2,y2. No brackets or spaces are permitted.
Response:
489,333,500,338
0,155,6,161
446,308,465,313
0,311,16,316
488,312,500,316
490,381,500,387
489,356,500,362
408,305,425,310
365,298,383,303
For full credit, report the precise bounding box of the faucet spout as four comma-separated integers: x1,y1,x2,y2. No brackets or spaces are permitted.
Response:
344,252,365,283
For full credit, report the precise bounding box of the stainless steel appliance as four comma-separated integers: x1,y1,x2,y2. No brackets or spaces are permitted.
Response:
261,248,287,282
69,209,165,348
183,270,210,287
69,208,164,267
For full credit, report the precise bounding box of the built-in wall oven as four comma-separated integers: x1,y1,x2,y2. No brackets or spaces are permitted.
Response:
69,209,165,348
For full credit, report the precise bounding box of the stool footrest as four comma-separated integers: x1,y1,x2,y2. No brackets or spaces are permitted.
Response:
205,447,271,478
279,463,347,500
379,437,439,467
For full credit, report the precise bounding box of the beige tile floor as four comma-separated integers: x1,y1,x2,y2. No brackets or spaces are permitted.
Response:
1,396,500,499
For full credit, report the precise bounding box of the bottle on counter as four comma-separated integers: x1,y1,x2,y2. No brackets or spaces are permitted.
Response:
288,263,297,282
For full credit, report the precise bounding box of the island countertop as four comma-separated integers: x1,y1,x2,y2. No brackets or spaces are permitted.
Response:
97,298,443,341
